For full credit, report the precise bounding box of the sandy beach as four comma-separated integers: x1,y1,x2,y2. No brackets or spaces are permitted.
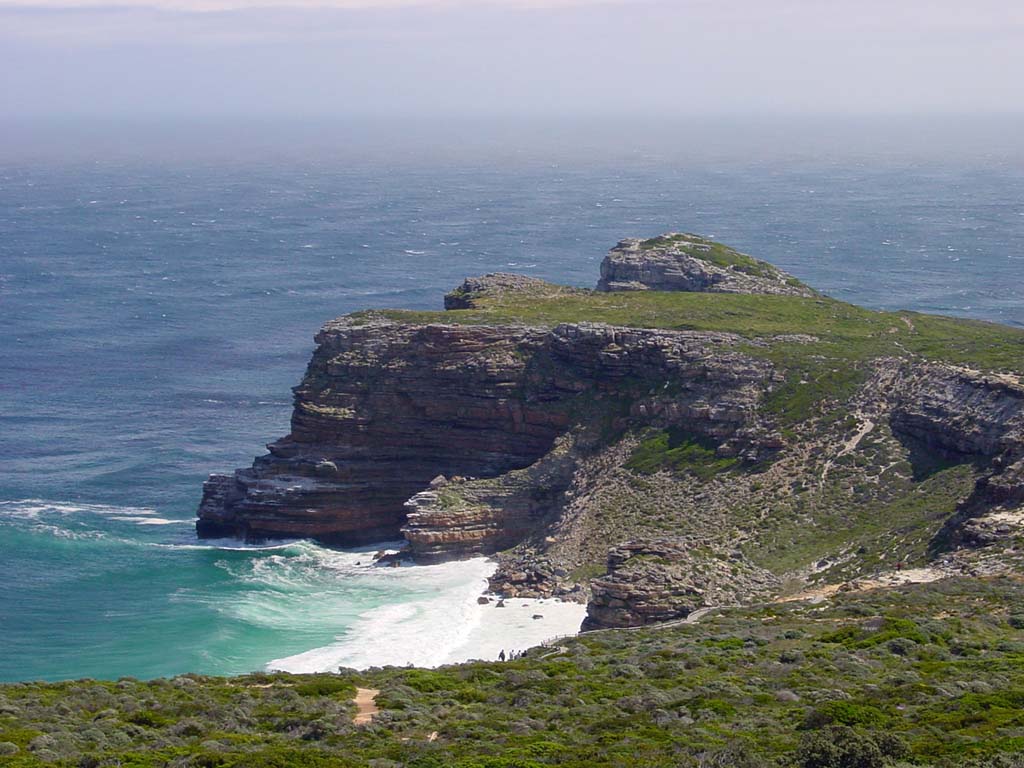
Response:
266,556,587,672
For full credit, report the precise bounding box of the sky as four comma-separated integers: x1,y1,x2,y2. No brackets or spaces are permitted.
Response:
1,0,1023,121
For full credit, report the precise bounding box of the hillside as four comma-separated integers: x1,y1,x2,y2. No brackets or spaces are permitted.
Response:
5,577,1024,766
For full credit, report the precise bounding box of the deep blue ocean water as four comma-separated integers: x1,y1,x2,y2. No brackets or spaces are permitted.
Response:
2,151,1023,682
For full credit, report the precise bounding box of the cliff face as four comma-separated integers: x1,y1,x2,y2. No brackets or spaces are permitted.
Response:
196,320,561,543
197,317,776,546
197,233,1024,630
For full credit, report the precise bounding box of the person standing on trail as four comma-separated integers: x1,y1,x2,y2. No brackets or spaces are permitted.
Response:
498,650,506,661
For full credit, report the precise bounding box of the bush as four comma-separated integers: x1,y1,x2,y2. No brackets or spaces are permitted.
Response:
795,726,884,768
887,638,916,656
802,702,888,729
293,676,354,697
698,742,763,767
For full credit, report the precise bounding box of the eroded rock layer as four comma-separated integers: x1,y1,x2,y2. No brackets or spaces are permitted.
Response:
582,541,778,630
197,318,777,546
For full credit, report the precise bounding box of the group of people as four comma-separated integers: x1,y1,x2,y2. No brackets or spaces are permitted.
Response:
497,649,523,662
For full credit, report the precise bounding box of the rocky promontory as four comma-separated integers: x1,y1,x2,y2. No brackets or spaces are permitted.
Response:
197,234,1024,629
597,233,816,297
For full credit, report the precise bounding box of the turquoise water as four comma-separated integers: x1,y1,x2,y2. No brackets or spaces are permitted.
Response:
2,155,1022,682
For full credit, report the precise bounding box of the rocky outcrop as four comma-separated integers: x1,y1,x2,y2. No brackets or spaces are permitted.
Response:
582,541,778,630
597,233,815,297
197,316,778,545
444,273,575,309
881,362,1024,552
402,435,578,563
196,319,562,543
889,363,1024,458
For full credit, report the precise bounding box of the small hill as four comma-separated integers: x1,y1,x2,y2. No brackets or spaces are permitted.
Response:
597,232,816,297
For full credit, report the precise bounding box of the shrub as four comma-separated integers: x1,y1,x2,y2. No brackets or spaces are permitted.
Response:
293,676,354,697
802,701,888,730
795,726,884,768
698,742,763,767
126,709,173,727
887,637,916,656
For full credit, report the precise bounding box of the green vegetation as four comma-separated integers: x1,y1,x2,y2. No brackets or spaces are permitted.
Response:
625,427,740,479
752,460,977,578
5,579,1024,766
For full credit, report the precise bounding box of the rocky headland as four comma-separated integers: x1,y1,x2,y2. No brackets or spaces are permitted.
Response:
197,233,1024,629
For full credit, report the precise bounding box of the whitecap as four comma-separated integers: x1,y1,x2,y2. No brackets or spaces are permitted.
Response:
155,539,305,552
107,516,189,526
0,499,158,519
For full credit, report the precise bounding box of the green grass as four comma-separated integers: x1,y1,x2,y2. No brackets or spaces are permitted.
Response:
625,428,741,479
357,289,1024,374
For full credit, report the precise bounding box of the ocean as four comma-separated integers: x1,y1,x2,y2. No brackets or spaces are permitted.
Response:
2,144,1023,682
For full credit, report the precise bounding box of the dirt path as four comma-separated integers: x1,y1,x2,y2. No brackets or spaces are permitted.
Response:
682,607,715,624
353,687,380,726
820,416,875,489
778,566,947,604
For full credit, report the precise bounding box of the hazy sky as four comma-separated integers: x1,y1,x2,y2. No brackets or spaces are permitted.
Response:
1,0,1023,119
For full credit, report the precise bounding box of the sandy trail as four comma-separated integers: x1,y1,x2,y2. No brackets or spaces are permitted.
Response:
778,566,947,604
820,416,875,489
353,687,380,725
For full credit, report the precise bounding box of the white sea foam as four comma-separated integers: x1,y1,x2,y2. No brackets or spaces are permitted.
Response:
155,539,305,552
0,499,158,519
108,516,188,525
266,557,586,672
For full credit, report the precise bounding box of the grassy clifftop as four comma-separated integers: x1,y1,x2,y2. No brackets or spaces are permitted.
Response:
360,289,1024,374
357,288,1024,428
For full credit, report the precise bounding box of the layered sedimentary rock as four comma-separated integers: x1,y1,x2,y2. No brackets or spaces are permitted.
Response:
887,363,1024,552
403,436,579,563
196,320,562,543
888,363,1024,458
197,317,777,545
597,233,816,297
